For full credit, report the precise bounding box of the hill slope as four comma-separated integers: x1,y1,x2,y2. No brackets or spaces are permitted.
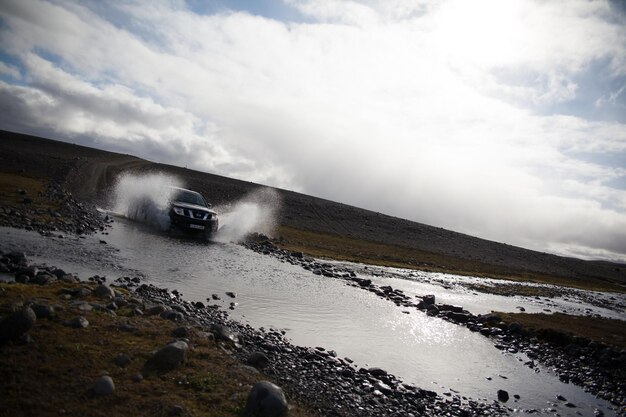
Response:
1,129,624,289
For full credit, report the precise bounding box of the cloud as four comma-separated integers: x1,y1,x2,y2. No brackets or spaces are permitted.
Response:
0,0,625,261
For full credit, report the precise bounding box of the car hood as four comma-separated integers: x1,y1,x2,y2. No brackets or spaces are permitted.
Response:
171,201,217,215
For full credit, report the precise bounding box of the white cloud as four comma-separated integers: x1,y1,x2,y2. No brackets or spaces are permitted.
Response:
0,0,625,261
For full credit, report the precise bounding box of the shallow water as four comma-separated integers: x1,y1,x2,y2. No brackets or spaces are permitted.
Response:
0,220,621,415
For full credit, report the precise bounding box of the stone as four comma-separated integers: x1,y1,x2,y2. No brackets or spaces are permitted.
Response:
422,294,435,306
225,291,237,298
172,326,190,338
247,352,269,368
67,316,89,329
0,307,36,344
94,375,115,395
212,324,239,344
94,284,115,299
147,305,168,316
245,381,288,417
147,341,188,371
497,389,509,402
31,303,54,319
114,353,131,367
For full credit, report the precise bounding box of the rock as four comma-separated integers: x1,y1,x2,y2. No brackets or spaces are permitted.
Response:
422,294,435,306
212,324,239,344
247,352,269,368
34,272,56,285
146,304,167,315
93,375,115,395
497,389,509,402
94,284,115,299
244,381,288,417
67,316,89,329
114,353,131,367
172,326,190,338
368,367,387,377
225,291,237,298
131,373,144,383
31,303,54,319
147,341,189,371
0,307,37,344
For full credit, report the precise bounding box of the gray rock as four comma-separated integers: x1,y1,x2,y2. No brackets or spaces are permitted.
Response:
94,284,115,299
67,316,89,329
147,341,189,371
34,272,56,285
114,353,131,367
94,375,115,395
31,303,54,319
0,307,36,344
422,294,435,306
247,351,269,368
146,304,168,315
245,381,288,417
497,389,509,402
212,324,239,344
172,326,190,338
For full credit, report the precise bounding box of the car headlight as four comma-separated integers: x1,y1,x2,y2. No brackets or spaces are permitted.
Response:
173,206,185,215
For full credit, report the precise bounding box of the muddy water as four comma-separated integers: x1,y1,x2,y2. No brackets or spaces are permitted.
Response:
0,220,620,415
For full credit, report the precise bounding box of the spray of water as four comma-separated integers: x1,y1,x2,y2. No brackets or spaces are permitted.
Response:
214,187,281,243
112,172,182,231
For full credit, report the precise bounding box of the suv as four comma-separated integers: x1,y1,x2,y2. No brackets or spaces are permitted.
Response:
168,186,219,236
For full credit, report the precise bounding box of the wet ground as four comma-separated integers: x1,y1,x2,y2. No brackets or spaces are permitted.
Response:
1,218,624,415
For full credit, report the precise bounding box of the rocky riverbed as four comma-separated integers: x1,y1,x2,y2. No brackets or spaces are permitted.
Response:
1,250,514,416
243,235,626,414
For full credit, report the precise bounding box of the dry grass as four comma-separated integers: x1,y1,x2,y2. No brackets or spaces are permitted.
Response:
274,225,626,293
0,282,316,417
497,312,626,350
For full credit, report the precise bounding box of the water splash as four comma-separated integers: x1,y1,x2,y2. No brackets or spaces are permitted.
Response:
112,173,182,230
214,187,281,243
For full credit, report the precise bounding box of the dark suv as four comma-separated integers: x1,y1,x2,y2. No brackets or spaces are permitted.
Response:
168,186,218,236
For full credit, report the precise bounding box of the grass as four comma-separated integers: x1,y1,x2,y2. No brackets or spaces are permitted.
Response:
0,173,61,226
0,282,316,417
274,225,626,294
497,312,626,350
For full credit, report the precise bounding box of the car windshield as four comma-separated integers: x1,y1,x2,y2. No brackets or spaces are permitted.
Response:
171,189,206,207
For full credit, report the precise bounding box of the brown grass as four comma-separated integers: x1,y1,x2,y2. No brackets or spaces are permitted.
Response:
0,282,316,417
274,225,626,293
497,312,626,350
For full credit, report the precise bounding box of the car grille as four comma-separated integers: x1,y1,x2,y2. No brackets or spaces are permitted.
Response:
180,209,211,220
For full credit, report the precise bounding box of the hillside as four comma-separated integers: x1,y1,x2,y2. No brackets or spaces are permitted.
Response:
1,129,624,290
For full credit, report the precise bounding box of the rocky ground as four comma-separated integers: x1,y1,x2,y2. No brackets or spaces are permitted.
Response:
243,236,626,414
1,251,513,417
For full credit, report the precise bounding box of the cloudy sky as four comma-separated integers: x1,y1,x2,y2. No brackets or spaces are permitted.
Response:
1,0,625,262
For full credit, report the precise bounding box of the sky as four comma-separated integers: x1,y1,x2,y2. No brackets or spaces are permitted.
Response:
0,0,625,262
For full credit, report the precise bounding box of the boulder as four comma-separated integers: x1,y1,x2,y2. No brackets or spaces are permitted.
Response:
94,284,115,299
114,353,131,367
422,294,435,306
245,381,288,417
247,352,269,368
147,341,189,371
497,389,509,402
0,307,36,344
94,375,115,395
67,316,89,329
211,324,239,344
